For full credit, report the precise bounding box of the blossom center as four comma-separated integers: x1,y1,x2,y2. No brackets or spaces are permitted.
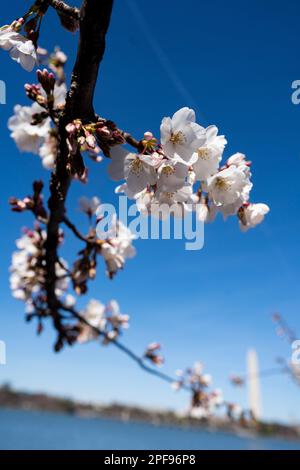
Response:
170,131,185,145
197,147,210,160
130,158,143,175
162,165,175,177
214,177,231,191
165,192,175,200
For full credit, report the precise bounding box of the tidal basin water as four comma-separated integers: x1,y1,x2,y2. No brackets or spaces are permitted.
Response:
0,408,299,450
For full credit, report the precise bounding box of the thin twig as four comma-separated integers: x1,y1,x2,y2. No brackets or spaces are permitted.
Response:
62,216,89,243
122,132,141,150
237,367,290,383
59,303,189,390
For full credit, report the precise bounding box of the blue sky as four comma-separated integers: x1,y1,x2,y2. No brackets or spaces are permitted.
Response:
1,0,300,423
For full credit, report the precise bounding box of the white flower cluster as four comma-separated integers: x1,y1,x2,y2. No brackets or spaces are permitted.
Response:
8,82,66,169
173,361,212,390
97,212,136,279
66,120,103,163
77,299,129,344
172,361,224,417
0,20,37,72
78,196,101,217
109,107,269,230
10,228,69,312
189,389,224,419
77,197,136,279
144,343,164,366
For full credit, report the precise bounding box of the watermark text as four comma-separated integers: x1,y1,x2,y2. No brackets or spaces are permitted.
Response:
0,340,6,365
0,80,6,105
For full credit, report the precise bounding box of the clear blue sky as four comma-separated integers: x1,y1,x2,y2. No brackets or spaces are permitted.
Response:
1,0,300,423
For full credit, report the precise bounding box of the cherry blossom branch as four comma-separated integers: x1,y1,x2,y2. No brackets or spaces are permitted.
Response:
59,303,198,392
48,0,80,20
272,313,298,345
62,216,90,243
231,315,299,388
122,132,141,151
52,302,238,415
45,0,114,323
67,0,114,121
231,366,290,387
5,0,269,419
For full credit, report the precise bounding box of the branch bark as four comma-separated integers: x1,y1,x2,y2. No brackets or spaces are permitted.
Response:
67,0,114,121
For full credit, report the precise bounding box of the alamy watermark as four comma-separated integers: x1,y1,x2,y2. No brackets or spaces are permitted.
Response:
96,196,205,251
0,340,6,365
291,340,300,365
0,80,6,105
291,80,300,105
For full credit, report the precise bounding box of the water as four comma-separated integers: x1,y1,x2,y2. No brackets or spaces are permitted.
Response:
0,408,299,450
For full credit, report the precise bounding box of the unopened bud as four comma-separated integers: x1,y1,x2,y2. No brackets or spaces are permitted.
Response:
144,131,154,141
86,134,96,149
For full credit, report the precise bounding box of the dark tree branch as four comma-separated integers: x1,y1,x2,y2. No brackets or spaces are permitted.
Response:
122,132,141,151
63,216,90,243
45,0,114,319
67,0,114,121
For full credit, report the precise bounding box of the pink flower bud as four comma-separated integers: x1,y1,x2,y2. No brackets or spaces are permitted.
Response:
86,134,96,149
66,123,76,134
77,136,86,146
147,342,161,352
144,131,154,141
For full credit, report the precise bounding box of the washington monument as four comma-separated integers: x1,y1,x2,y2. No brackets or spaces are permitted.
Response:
247,349,262,419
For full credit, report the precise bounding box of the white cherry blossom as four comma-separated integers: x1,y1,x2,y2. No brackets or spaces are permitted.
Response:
38,134,58,169
8,83,67,161
108,145,127,181
52,82,67,106
107,108,268,233
239,203,270,231
0,26,20,50
156,161,188,192
9,38,37,72
8,103,51,153
10,229,69,304
101,242,125,277
109,146,160,198
77,299,107,343
192,125,227,181
152,183,194,220
98,215,136,278
135,189,154,215
124,153,157,196
0,25,37,72
207,164,252,210
226,152,249,167
106,300,129,330
199,374,212,387
206,389,224,413
78,196,101,216
160,107,205,166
